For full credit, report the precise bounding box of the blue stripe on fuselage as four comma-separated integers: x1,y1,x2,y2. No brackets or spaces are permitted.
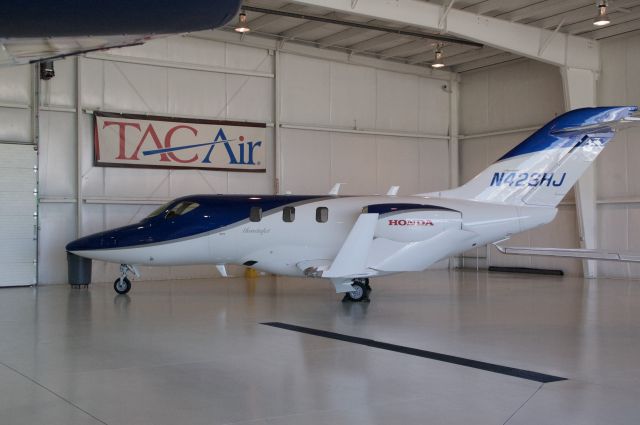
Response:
65,194,325,252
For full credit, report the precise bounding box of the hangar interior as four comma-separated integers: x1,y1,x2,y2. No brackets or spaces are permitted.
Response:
1,1,640,424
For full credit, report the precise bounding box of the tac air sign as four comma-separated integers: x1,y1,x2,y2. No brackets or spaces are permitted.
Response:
94,112,266,172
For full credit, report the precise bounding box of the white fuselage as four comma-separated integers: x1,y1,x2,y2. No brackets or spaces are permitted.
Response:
71,195,557,278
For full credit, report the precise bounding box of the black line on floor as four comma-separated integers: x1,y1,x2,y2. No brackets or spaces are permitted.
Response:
262,322,567,384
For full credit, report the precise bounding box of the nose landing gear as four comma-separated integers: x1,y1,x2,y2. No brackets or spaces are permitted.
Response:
342,278,371,302
114,264,139,295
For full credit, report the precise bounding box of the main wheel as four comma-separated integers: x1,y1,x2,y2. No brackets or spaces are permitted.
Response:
114,277,131,295
343,281,369,302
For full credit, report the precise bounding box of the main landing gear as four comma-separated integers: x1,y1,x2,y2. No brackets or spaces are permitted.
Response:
342,278,372,302
114,264,139,295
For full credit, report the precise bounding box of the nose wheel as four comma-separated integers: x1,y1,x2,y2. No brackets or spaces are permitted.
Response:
113,264,139,295
114,277,131,294
342,278,371,302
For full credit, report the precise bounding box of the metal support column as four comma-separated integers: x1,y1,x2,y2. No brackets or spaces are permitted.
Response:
274,49,282,195
560,66,598,278
76,57,83,237
448,74,460,270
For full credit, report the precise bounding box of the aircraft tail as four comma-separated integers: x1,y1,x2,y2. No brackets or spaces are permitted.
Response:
430,106,638,207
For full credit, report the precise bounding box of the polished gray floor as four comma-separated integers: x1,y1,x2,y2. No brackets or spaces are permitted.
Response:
0,270,639,425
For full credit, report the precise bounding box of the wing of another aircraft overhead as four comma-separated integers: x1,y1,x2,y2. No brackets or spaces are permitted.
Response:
0,0,242,65
0,36,151,66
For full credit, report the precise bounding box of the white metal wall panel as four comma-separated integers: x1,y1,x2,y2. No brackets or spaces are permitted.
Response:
460,60,564,135
418,77,450,135
225,74,273,122
376,137,422,195
167,69,227,116
330,63,377,129
40,58,76,108
418,139,450,192
281,128,450,197
38,111,76,198
0,108,30,143
0,144,37,286
280,128,332,195
0,64,30,103
330,133,378,195
376,70,420,132
0,63,32,176
280,54,331,126
104,61,168,112
38,203,76,285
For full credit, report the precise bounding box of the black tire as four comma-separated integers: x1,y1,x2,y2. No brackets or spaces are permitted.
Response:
343,281,368,302
114,277,131,295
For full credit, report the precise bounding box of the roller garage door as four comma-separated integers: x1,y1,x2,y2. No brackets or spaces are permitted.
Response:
0,143,37,286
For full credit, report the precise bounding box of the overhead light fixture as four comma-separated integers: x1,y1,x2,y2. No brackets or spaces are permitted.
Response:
235,11,250,33
593,1,611,26
431,48,445,69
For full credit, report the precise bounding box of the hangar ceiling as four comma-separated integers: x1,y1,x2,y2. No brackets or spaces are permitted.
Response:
195,0,640,72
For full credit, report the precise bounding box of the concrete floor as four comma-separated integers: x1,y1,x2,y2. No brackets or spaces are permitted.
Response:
0,270,639,425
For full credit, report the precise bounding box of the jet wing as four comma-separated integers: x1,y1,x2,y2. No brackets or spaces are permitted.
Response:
323,213,379,278
493,244,640,262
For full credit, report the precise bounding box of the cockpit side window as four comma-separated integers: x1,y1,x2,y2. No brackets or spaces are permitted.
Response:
165,201,200,219
147,201,174,218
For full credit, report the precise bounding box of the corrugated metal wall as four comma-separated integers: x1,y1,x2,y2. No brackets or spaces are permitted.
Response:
33,35,453,284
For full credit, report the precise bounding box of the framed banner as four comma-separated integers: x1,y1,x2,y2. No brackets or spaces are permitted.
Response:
94,112,266,172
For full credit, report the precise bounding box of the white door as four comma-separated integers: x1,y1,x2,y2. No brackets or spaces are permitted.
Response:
0,143,37,286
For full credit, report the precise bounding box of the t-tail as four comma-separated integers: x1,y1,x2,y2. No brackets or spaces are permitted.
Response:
428,106,639,207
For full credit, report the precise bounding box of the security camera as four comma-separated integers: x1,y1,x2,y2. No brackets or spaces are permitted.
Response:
40,61,55,80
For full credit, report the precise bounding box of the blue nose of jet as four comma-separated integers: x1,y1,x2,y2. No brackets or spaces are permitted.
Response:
66,230,116,252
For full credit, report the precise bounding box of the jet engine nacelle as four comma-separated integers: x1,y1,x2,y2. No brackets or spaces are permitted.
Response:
364,204,462,243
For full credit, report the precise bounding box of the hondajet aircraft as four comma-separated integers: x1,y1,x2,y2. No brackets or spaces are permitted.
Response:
67,106,639,301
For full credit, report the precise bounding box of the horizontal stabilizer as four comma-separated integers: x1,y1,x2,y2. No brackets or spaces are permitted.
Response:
323,213,379,278
494,245,640,262
551,116,640,136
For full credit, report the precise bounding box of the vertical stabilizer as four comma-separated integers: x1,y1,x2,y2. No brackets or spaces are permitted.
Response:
430,106,638,207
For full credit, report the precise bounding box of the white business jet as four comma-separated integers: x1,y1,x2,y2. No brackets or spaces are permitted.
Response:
67,106,639,301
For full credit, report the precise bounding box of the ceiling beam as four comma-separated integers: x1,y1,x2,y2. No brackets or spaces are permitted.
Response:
246,3,306,31
453,52,521,73
347,33,406,51
242,5,483,47
317,27,378,47
496,0,591,24
463,0,533,16
278,12,342,38
290,0,600,71
444,46,503,67
377,39,434,59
